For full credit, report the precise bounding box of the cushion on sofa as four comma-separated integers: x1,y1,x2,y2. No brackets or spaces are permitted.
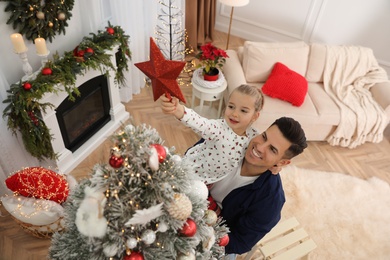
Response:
242,41,310,83
262,62,308,106
306,43,327,82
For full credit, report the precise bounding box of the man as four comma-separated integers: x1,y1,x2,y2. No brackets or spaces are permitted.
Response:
209,117,307,258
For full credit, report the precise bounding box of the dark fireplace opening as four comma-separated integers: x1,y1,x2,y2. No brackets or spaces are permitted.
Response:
56,74,111,152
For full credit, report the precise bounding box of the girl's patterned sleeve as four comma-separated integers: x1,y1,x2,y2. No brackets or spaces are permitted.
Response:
180,107,224,141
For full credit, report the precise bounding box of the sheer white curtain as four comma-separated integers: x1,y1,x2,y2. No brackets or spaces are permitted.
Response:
109,0,158,102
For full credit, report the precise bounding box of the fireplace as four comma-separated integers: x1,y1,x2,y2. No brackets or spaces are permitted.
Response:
56,75,111,152
39,46,129,174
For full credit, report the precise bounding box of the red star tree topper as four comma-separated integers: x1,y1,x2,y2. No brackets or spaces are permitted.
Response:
134,37,186,103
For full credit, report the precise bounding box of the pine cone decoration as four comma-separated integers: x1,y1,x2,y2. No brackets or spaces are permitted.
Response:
166,193,192,220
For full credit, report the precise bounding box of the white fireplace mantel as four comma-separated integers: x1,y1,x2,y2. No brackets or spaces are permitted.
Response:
40,46,129,174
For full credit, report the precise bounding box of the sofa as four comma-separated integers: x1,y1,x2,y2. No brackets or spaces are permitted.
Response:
222,41,390,148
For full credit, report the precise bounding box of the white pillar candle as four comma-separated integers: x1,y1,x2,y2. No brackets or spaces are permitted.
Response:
10,33,27,53
35,38,48,55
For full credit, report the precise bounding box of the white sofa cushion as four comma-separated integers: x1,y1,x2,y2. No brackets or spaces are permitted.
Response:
242,41,310,83
306,43,327,82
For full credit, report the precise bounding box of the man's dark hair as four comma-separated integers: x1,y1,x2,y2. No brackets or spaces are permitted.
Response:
271,117,307,159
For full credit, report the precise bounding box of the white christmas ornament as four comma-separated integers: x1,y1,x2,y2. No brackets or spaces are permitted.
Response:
148,147,159,171
171,154,182,164
204,210,218,226
141,229,156,245
103,244,119,257
125,203,163,226
75,186,107,238
126,237,138,249
157,221,168,232
188,180,209,201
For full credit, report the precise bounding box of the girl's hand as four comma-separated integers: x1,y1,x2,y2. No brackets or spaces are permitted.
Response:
159,94,185,119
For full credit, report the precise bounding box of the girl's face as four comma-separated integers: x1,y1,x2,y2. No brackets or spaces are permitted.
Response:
224,91,260,136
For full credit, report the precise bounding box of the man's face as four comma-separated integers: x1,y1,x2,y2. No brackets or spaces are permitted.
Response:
245,125,292,169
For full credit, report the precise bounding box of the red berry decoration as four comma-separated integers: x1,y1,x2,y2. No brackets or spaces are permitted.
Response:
151,144,167,163
23,82,32,90
219,234,230,246
85,47,94,54
123,251,144,260
106,27,115,35
109,155,124,168
179,218,197,237
42,67,52,75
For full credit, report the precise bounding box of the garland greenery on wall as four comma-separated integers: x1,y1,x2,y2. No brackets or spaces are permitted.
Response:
1,0,75,42
2,23,131,161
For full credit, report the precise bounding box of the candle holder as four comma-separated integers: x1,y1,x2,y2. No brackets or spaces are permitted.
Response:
16,49,33,81
38,50,50,68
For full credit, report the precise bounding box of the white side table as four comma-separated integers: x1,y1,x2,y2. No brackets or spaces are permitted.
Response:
191,70,227,119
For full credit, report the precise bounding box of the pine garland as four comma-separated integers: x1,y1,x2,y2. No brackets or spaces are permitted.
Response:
1,0,75,42
2,23,131,161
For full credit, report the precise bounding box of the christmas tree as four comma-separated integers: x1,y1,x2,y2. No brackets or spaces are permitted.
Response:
49,122,229,259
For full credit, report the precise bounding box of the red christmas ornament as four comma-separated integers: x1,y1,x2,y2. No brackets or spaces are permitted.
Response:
134,37,186,103
23,82,32,90
218,234,230,246
123,251,144,260
179,218,197,237
77,50,85,57
151,144,167,163
85,47,94,54
42,67,52,75
106,27,115,35
109,155,124,168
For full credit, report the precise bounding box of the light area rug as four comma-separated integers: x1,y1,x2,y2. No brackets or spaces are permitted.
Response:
279,165,390,260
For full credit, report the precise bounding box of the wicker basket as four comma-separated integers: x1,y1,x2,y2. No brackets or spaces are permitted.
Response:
12,215,66,239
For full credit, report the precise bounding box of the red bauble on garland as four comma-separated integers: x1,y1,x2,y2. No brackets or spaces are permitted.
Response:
106,27,115,35
109,155,124,168
151,144,167,163
85,47,94,54
123,251,144,260
77,50,85,57
179,218,197,237
42,67,52,75
23,82,32,90
218,234,230,246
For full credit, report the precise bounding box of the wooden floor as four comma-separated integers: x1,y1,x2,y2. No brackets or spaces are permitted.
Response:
1,30,389,260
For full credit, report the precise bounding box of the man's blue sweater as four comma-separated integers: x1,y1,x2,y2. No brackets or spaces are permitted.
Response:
218,170,285,254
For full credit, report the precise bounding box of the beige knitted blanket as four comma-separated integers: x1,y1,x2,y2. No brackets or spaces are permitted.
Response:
323,45,389,148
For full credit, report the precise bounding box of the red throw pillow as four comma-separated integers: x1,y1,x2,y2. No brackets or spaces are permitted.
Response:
262,62,308,106
5,167,69,204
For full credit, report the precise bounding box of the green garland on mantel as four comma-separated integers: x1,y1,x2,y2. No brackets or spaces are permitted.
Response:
2,23,131,161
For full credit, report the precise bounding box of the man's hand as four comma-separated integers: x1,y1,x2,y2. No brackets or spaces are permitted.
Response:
159,94,185,119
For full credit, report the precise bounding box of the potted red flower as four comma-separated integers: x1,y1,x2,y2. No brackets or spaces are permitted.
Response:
196,43,229,81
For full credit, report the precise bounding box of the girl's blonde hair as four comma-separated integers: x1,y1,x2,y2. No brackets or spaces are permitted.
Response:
229,84,264,112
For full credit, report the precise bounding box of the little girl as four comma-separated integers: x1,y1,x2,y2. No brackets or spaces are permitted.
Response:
160,84,264,184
